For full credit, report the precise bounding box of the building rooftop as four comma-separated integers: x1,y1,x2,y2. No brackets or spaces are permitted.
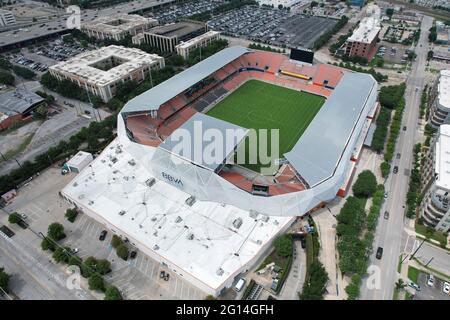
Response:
49,45,163,86
347,17,380,44
284,72,377,187
62,139,293,292
438,70,450,111
159,113,248,171
435,124,450,191
147,21,205,38
66,151,93,168
121,46,249,113
82,13,157,35
176,31,220,50
0,89,44,116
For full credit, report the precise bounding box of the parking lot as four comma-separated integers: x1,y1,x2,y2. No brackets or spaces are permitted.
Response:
413,272,450,300
148,0,225,23
208,6,337,49
3,167,207,300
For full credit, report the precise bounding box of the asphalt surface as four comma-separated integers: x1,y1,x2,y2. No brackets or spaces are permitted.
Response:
359,15,433,300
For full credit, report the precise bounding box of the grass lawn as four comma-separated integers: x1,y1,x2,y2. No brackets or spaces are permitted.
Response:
408,266,420,283
415,223,448,246
207,79,325,173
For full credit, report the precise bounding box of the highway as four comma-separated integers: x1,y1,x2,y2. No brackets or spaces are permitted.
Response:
0,0,175,49
359,15,433,300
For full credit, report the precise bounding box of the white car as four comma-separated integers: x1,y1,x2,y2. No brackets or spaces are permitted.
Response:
443,282,450,295
427,275,434,287
19,213,27,220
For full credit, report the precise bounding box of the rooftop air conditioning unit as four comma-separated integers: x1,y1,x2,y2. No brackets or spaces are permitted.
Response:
233,218,243,229
185,196,196,207
146,178,156,188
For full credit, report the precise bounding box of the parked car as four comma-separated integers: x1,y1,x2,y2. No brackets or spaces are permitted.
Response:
427,274,434,287
376,247,383,259
384,211,389,220
443,282,450,294
408,280,421,291
393,166,399,174
403,126,407,131
396,153,401,159
130,251,137,259
99,230,107,241
19,213,27,220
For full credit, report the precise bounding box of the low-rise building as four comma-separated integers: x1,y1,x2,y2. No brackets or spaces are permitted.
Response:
66,151,94,173
0,89,45,131
175,31,221,59
81,14,158,42
142,21,207,53
430,70,450,127
0,9,16,28
344,16,380,61
420,125,450,233
48,45,165,102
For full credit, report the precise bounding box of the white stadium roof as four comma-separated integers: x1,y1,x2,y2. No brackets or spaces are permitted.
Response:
284,72,377,187
62,139,292,293
121,46,249,114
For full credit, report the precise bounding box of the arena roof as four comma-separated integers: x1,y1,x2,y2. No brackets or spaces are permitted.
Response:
159,113,248,171
121,46,249,114
284,72,377,187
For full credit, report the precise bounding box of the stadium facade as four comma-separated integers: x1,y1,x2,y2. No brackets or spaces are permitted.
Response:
62,46,378,296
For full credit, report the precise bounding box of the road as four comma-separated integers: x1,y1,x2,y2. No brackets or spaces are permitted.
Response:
360,15,433,300
0,226,94,300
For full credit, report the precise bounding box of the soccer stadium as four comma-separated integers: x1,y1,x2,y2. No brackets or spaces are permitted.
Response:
62,46,378,296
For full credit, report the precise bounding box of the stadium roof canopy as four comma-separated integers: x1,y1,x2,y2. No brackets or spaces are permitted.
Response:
159,113,248,171
284,72,377,187
121,46,249,114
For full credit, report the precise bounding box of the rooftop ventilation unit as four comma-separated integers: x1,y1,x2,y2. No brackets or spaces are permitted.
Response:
187,233,194,240
146,178,156,188
119,210,126,216
216,268,224,276
185,196,196,207
261,215,269,223
233,218,243,229
249,210,259,219
153,244,159,250
175,216,182,223
128,159,136,166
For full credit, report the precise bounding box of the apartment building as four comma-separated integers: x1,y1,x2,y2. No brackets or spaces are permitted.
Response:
81,14,158,42
344,17,380,60
420,124,450,233
430,70,450,127
175,31,220,59
141,21,207,53
49,45,165,102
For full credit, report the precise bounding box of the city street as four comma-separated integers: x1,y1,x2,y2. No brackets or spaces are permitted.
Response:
360,15,434,300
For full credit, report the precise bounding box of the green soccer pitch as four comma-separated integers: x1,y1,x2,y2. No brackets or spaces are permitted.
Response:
207,79,325,173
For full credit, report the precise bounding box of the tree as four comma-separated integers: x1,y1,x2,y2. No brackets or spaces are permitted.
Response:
273,234,292,257
88,274,105,292
427,50,434,61
0,267,10,294
395,278,406,290
52,246,72,264
116,244,129,261
8,212,21,224
41,237,56,251
96,259,111,275
352,170,377,198
380,162,390,178
48,222,66,241
0,70,14,85
65,208,78,223
68,256,82,268
386,8,394,18
299,261,328,300
111,235,123,249
104,285,122,300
